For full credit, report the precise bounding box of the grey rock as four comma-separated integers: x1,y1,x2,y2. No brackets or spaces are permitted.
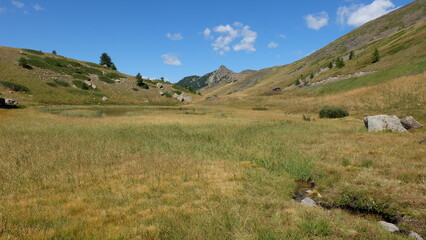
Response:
0,98,18,106
173,93,180,99
364,115,408,132
183,96,192,103
91,84,97,89
101,96,108,101
84,80,91,86
409,231,424,240
143,98,149,103
378,221,399,232
159,91,164,96
177,93,185,102
401,116,423,130
156,83,164,89
300,197,316,206
420,137,426,144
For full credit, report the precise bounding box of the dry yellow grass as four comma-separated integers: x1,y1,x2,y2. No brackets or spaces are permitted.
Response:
0,106,424,239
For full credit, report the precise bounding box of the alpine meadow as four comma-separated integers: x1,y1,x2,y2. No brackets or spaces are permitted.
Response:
0,0,425,239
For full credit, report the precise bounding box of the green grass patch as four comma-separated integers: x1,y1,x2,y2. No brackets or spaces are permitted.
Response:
46,82,57,87
309,60,426,96
98,75,115,84
72,80,90,90
53,79,70,87
253,106,268,111
0,81,31,94
23,49,44,55
104,72,124,79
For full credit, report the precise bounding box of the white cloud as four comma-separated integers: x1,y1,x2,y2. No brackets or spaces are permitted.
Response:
32,3,44,11
11,0,24,8
161,53,182,66
277,34,287,39
203,28,212,39
337,0,396,27
166,33,183,41
205,22,257,55
267,41,279,48
305,11,329,30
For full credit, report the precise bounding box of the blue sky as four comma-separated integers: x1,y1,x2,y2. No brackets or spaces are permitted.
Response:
0,0,414,82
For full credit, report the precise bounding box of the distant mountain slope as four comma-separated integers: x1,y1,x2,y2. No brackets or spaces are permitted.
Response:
188,0,426,99
0,47,196,105
176,65,237,90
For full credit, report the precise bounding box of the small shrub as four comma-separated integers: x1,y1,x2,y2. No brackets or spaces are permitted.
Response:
253,106,268,111
342,159,351,166
132,87,139,91
0,81,31,93
173,90,182,95
18,57,32,69
53,79,70,87
46,82,57,87
335,57,345,68
163,92,172,98
372,48,380,63
72,80,90,90
319,106,349,118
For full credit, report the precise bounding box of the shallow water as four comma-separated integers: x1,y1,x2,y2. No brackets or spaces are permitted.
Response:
38,106,206,118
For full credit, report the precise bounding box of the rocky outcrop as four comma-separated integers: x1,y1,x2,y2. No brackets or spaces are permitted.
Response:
364,115,408,132
0,98,18,106
156,83,164,89
401,116,423,130
206,65,237,86
173,92,192,103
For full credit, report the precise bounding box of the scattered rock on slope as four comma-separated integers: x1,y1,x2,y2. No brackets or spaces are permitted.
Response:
378,221,399,232
400,116,423,130
0,98,18,106
364,115,408,132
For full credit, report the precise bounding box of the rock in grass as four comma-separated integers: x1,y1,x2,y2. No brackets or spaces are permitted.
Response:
156,83,164,89
0,98,18,106
102,96,108,101
364,115,408,132
378,221,399,232
301,197,316,206
420,137,426,144
409,231,424,240
401,116,423,130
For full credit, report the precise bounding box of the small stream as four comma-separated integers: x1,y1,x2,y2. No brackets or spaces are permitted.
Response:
293,180,425,238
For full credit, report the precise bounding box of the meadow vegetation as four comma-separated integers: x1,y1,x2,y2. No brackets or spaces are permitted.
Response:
0,107,424,239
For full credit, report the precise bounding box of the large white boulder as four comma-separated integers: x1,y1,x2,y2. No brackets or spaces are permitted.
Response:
364,115,408,132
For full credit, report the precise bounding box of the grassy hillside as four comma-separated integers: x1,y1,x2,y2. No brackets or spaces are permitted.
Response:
0,47,197,106
198,0,426,109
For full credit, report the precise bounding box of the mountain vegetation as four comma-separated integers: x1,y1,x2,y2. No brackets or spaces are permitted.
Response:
0,1,425,239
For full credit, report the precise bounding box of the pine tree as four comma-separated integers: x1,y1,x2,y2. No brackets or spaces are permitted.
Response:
336,57,345,68
349,51,354,60
135,73,143,86
100,53,113,68
328,62,333,69
111,63,117,71
372,48,380,63
52,50,57,55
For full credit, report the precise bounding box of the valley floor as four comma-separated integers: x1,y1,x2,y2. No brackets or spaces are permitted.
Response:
0,106,425,239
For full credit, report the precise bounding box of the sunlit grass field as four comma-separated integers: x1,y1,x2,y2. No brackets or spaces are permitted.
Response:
0,106,424,239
